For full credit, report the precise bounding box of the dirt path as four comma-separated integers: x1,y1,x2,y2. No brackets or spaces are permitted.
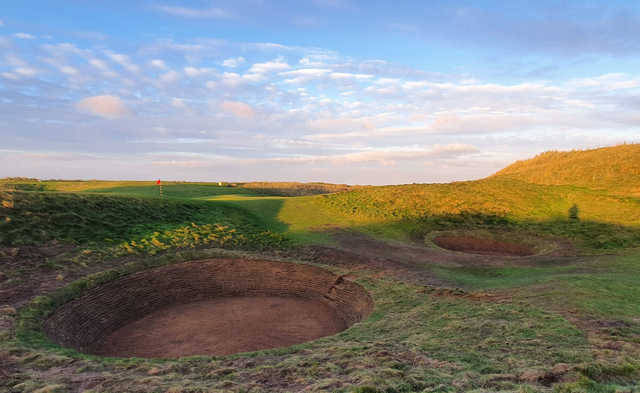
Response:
92,296,346,358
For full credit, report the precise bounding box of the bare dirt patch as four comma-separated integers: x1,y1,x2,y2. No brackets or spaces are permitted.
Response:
93,296,346,358
433,235,536,256
44,259,372,358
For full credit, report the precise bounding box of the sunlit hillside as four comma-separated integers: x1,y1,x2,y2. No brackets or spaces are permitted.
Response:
492,144,640,197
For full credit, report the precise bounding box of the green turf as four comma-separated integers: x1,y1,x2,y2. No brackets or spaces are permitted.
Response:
2,145,640,391
0,189,287,250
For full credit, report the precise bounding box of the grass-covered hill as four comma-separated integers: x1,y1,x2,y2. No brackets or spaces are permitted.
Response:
319,177,640,249
315,145,640,250
0,187,288,251
492,143,640,197
1,144,639,251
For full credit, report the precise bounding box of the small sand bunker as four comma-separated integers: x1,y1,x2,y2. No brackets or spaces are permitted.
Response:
44,259,373,358
433,236,535,256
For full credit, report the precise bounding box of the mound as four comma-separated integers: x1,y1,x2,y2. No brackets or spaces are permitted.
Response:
433,235,535,256
492,144,640,196
43,259,373,358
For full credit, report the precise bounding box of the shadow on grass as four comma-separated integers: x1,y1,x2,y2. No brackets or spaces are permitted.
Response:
0,190,287,248
79,183,255,200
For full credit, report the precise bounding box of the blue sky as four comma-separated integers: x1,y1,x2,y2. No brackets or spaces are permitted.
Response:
1,1,639,184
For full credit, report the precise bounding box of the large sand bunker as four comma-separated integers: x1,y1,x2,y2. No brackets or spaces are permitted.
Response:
433,235,535,256
43,259,373,358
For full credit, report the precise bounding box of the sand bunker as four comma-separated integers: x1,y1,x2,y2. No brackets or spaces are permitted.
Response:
44,259,373,358
433,235,535,256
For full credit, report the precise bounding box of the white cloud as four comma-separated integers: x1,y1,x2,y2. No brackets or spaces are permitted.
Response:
14,67,38,77
155,5,230,18
221,101,256,118
159,70,180,83
150,59,167,69
307,117,374,132
222,56,245,68
184,66,214,77
5,54,26,67
42,42,89,57
105,51,139,73
59,65,78,75
14,32,35,39
248,59,290,74
220,72,244,87
88,58,118,78
149,144,479,169
76,95,131,119
1,72,19,80
330,72,373,80
269,144,479,166
280,68,331,83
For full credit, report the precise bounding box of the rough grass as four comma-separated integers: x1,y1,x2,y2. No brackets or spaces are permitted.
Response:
493,143,640,197
10,251,594,393
318,178,640,251
2,146,640,391
0,189,288,250
239,181,355,196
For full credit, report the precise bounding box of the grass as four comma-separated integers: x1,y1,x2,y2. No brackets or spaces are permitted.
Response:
206,194,361,244
493,143,640,197
2,145,640,391
431,253,640,323
0,189,288,251
317,178,640,251
239,181,354,196
10,251,594,393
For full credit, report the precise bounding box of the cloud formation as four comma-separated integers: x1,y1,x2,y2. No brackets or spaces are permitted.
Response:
1,20,639,184
75,95,131,119
14,32,35,39
155,5,230,18
221,101,256,118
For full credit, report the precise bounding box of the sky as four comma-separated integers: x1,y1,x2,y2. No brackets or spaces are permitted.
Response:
1,0,640,185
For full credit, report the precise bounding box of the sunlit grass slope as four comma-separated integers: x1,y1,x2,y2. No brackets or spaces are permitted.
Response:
206,195,360,243
2,144,639,250
318,178,640,249
493,143,640,197
320,178,639,225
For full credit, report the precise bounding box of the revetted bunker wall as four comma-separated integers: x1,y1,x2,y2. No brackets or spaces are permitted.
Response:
44,258,374,354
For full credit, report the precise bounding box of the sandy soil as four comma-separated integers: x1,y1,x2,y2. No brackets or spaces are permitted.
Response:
91,296,346,358
433,235,535,256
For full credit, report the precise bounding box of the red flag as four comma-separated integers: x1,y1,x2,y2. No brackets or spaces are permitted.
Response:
156,179,161,185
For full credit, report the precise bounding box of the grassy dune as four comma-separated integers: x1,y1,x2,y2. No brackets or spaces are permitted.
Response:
493,143,640,197
318,177,640,250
